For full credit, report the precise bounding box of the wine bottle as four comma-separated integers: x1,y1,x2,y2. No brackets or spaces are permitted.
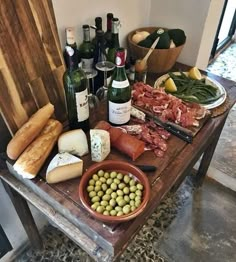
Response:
107,18,120,64
63,27,80,69
79,24,94,72
93,30,106,94
104,13,113,49
63,30,90,132
108,48,131,126
92,17,103,46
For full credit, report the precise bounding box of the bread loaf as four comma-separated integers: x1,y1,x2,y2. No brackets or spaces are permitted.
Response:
13,119,63,179
7,103,54,160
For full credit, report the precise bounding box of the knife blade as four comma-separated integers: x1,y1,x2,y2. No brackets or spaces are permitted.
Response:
133,106,193,143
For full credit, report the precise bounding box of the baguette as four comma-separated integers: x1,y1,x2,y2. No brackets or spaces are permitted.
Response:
7,103,54,160
13,119,63,179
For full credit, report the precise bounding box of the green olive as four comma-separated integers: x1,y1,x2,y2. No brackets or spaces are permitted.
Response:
137,183,144,190
117,189,124,196
94,185,101,192
131,206,136,212
124,195,130,203
98,170,105,177
106,178,113,185
135,200,141,207
106,205,113,211
99,177,106,183
91,196,100,203
110,210,117,216
92,174,99,181
96,206,104,213
104,172,110,179
97,191,104,197
135,190,142,197
101,183,108,191
117,172,123,180
116,196,124,203
102,194,111,201
110,171,117,178
130,200,135,206
89,179,95,186
91,202,99,210
103,210,109,216
111,192,117,199
113,178,120,185
89,191,96,198
117,211,124,216
106,188,113,195
123,205,131,214
110,183,117,190
129,193,136,199
118,183,126,190
123,187,130,194
130,185,137,192
101,200,108,206
95,180,102,186
129,179,136,186
123,175,130,184
109,199,116,207
135,195,141,202
118,199,126,207
115,206,122,212
87,185,94,192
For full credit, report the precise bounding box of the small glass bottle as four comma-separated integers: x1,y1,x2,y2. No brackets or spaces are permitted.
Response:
108,48,131,126
79,24,94,73
104,13,114,49
63,30,90,132
107,18,120,64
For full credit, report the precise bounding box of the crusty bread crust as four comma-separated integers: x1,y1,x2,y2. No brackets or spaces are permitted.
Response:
13,119,63,179
7,103,54,160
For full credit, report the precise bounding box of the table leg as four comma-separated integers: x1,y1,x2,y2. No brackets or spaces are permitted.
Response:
1,180,43,250
195,116,227,186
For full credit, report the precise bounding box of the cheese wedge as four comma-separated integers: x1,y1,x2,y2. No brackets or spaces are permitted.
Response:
46,152,83,184
58,129,89,157
90,129,110,162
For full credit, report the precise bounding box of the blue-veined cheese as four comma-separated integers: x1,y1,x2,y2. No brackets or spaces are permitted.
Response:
90,129,110,162
46,152,83,184
130,106,146,121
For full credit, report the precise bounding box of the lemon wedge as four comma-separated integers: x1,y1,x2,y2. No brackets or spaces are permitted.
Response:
189,67,202,80
164,77,177,92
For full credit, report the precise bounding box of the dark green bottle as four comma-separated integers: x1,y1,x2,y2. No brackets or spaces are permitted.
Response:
107,18,120,64
63,29,90,132
104,13,114,49
79,24,94,72
108,48,131,125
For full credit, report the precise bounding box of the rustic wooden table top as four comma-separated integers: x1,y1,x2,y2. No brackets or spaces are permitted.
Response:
2,63,236,262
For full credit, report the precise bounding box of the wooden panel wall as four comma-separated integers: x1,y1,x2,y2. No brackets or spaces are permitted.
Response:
0,0,67,146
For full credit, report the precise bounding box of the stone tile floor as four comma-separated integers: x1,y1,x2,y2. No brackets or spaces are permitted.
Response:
13,42,236,262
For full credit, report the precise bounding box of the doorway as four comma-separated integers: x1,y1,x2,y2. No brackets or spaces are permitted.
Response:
210,0,236,60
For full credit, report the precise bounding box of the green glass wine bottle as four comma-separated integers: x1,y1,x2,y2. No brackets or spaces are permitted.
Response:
107,18,120,64
79,24,94,72
63,30,90,132
107,48,131,125
104,13,113,49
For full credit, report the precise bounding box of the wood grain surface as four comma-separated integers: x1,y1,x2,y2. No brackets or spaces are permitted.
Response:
0,0,66,141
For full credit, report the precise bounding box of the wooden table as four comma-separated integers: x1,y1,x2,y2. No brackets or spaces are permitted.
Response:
1,64,236,261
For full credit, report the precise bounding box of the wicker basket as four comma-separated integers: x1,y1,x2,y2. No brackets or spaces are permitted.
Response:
127,27,185,73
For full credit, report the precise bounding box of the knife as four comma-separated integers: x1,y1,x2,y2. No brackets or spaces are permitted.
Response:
133,106,193,143
135,164,157,172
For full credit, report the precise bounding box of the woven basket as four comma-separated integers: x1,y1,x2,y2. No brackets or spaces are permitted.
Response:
127,27,185,73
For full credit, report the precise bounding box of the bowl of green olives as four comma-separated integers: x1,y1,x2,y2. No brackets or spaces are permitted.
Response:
78,160,151,223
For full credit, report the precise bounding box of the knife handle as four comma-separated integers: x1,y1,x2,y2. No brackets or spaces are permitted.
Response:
135,165,157,172
165,123,193,143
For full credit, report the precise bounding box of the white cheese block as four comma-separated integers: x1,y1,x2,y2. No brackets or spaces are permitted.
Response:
58,129,89,157
46,152,83,184
90,129,110,162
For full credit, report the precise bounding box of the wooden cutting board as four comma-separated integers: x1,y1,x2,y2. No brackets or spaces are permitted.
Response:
0,0,67,141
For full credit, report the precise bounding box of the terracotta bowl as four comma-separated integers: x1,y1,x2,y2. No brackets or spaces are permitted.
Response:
78,160,151,223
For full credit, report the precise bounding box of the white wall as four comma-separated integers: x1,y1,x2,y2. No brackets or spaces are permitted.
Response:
52,0,151,48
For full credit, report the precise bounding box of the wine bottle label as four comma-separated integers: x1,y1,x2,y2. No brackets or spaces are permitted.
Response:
112,79,129,88
109,100,131,125
66,27,75,45
81,58,94,72
75,89,89,122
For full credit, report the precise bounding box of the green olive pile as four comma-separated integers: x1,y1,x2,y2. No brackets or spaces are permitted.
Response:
87,170,144,216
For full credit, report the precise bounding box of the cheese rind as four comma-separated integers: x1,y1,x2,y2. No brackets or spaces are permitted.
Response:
46,152,83,184
90,129,110,162
58,129,89,157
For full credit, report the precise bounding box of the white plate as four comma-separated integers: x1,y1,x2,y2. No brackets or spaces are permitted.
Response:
154,72,227,110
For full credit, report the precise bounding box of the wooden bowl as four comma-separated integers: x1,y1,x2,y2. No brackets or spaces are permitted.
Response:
79,160,151,223
127,27,185,73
